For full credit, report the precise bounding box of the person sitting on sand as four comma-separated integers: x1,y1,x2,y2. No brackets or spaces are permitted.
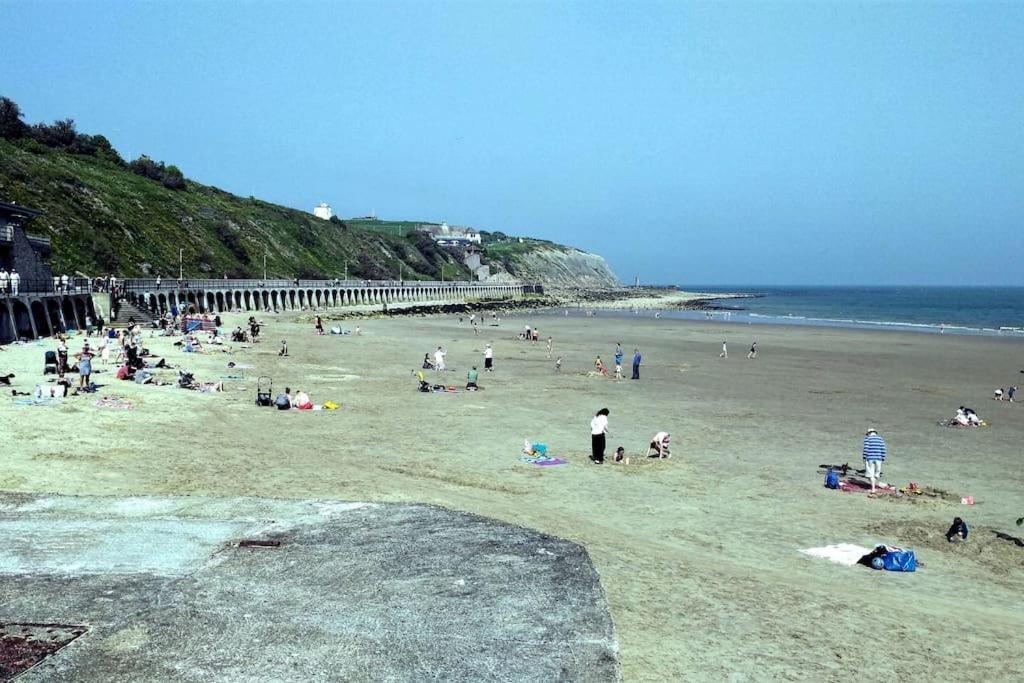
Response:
594,356,608,376
422,353,434,370
647,432,671,459
116,363,134,381
416,371,430,392
466,366,479,390
279,339,289,357
614,446,629,465
292,389,313,410
275,387,293,410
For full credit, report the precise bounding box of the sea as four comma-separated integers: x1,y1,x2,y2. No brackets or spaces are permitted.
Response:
661,286,1024,337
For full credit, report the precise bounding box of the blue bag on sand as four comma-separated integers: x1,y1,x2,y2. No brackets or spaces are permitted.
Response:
882,550,917,572
532,443,547,456
824,469,840,489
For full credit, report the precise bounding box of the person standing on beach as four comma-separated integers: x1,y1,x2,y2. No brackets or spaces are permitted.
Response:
747,341,758,359
484,343,494,372
862,428,887,493
631,348,642,380
614,346,624,381
315,316,324,336
434,346,447,372
720,341,728,358
546,336,553,359
590,408,610,464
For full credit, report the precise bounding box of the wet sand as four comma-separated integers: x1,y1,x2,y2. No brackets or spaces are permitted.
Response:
2,310,1023,679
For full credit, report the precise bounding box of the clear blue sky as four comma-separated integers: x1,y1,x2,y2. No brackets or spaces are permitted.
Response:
2,1,1022,285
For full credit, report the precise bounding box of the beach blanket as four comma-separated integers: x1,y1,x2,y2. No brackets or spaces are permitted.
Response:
520,455,568,467
13,397,61,407
95,396,134,410
181,318,217,333
839,479,896,495
799,544,871,567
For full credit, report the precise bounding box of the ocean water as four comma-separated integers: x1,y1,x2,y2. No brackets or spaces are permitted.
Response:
670,286,1024,336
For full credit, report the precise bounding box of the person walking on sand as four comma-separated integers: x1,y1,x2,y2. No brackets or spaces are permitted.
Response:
631,348,642,380
720,341,728,358
484,343,494,372
555,356,562,373
862,428,887,493
747,341,758,359
315,316,324,336
546,336,553,359
590,408,610,464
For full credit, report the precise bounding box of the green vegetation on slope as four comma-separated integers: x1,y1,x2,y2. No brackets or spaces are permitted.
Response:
0,137,469,280
0,95,471,280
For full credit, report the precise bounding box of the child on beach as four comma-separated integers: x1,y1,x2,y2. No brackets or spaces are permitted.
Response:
555,356,562,373
748,341,758,359
720,341,727,358
546,336,553,359
279,339,289,357
614,446,628,465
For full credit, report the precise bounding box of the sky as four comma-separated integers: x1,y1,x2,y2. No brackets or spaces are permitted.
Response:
2,1,1022,285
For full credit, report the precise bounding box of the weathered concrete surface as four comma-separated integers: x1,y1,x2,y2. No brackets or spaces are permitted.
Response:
0,494,618,682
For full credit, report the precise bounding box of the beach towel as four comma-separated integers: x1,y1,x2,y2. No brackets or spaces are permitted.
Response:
519,455,568,467
838,479,896,494
799,544,871,567
95,396,134,410
13,397,61,407
323,401,340,410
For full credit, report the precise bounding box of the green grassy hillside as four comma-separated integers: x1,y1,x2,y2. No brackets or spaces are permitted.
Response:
0,137,469,280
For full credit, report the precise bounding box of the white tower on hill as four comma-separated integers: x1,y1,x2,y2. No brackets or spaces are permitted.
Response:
313,202,333,220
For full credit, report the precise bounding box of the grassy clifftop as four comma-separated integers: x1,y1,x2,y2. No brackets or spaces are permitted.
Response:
0,137,469,280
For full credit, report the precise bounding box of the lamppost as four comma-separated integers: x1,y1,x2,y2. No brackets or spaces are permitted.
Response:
344,260,349,281
263,251,267,281
178,248,183,281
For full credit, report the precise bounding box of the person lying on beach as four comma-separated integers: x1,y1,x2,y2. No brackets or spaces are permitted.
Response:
647,432,671,458
0,373,14,386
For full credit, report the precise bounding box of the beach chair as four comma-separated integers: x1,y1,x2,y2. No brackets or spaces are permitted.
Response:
44,351,59,375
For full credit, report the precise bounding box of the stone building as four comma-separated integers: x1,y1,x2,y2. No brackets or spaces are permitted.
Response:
0,201,54,291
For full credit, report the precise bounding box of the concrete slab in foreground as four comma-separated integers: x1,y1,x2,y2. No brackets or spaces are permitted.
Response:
0,494,619,682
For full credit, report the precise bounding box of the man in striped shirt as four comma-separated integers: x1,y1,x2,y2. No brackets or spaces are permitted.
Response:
862,428,887,492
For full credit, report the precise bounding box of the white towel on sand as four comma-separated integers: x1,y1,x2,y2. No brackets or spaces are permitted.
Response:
799,544,870,567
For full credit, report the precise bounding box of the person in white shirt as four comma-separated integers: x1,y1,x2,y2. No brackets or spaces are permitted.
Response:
9,270,18,295
484,343,494,372
0,270,8,295
60,274,69,293
647,432,671,459
434,346,446,372
590,408,610,464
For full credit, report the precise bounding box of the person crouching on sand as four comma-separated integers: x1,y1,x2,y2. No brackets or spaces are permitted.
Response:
647,432,671,458
279,339,288,357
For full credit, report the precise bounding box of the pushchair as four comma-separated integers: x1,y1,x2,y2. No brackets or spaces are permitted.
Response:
256,376,273,407
44,351,59,375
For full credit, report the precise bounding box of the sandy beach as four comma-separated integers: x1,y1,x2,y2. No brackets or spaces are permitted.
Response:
2,309,1023,680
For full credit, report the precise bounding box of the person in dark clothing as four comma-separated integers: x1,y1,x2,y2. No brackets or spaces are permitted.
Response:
631,348,642,380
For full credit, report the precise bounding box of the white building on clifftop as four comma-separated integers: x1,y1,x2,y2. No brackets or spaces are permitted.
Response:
312,202,333,220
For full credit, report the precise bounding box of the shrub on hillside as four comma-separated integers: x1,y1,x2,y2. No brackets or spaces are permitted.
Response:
0,97,28,139
129,155,187,190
